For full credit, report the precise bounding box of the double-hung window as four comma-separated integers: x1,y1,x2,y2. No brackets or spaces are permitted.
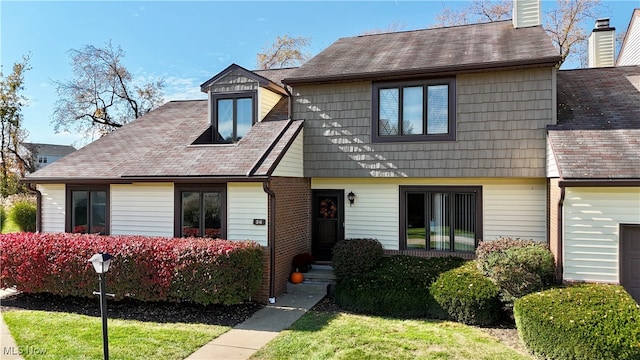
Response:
372,78,455,142
66,186,109,235
175,186,225,239
400,186,482,253
212,92,256,143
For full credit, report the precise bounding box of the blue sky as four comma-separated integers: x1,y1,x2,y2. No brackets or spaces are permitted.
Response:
2,1,639,147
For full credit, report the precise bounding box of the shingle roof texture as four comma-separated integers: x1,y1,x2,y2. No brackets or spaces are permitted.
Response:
284,21,560,83
549,66,640,179
26,100,302,181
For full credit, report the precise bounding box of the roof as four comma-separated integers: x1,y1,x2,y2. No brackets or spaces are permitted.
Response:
548,66,640,179
283,20,561,84
24,143,76,157
25,100,303,183
200,64,296,96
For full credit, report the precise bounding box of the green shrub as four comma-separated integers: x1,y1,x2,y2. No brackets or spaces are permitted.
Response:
514,284,640,360
0,205,5,230
332,238,384,281
430,261,502,326
476,237,555,314
335,255,465,318
8,199,36,232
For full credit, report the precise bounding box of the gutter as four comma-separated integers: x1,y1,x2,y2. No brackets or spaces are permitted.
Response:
556,186,565,282
263,180,277,303
26,183,42,233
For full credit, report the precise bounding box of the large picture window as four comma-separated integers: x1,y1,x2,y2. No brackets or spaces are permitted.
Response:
66,186,109,235
400,186,482,252
212,92,256,143
175,186,225,239
372,78,455,143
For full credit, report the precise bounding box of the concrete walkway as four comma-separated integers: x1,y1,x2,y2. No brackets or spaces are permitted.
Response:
185,290,326,359
0,287,325,360
0,288,24,360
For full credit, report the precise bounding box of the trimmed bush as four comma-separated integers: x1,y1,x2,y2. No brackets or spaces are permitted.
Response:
0,205,5,230
332,238,384,281
8,199,36,232
514,284,640,360
0,233,263,305
335,255,465,318
476,237,555,313
430,261,502,326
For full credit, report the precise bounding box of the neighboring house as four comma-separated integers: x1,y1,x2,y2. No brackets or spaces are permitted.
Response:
617,8,640,66
24,143,76,170
548,18,640,302
23,1,639,303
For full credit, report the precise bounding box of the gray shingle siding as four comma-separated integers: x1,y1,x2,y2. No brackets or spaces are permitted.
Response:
296,68,555,178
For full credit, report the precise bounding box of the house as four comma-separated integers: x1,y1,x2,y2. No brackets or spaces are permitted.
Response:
23,1,639,303
617,8,640,66
24,143,76,170
548,16,640,302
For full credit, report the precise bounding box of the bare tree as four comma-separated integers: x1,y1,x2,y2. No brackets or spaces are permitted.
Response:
0,55,34,196
52,41,165,139
256,35,311,70
360,20,407,35
431,0,602,66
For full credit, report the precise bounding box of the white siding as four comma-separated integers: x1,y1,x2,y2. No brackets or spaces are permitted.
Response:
563,187,640,283
588,29,616,67
258,87,283,121
272,130,304,177
110,183,174,237
546,138,559,178
227,182,268,245
312,178,547,250
483,182,547,242
513,0,540,28
617,11,640,66
38,184,65,233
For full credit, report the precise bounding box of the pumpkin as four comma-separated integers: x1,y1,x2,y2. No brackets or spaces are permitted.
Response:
290,271,304,284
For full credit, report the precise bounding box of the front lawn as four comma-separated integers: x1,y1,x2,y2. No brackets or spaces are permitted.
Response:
3,310,229,360
251,310,532,360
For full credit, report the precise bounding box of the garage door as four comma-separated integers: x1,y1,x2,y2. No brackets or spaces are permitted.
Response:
620,224,640,303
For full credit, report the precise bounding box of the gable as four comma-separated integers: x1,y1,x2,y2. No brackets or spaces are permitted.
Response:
617,9,640,66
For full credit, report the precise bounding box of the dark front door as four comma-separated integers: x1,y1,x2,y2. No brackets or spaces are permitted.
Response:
620,224,640,303
312,190,344,262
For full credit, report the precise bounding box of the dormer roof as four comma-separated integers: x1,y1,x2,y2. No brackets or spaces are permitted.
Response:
200,63,290,95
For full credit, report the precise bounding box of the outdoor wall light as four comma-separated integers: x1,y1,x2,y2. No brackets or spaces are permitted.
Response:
88,252,114,360
347,191,355,206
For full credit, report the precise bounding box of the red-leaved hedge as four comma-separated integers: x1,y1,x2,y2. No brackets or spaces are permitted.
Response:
0,233,263,305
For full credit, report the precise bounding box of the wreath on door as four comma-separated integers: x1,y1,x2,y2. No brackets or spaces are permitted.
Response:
319,198,337,218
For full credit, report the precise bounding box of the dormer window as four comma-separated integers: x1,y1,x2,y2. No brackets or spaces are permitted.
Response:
212,92,257,143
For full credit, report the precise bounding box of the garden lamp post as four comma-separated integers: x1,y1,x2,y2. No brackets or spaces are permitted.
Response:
88,252,114,360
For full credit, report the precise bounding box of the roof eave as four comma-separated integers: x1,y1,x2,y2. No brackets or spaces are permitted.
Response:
22,175,270,185
283,57,561,85
558,179,640,187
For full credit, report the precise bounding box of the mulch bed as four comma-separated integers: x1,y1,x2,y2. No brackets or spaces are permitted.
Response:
0,292,263,327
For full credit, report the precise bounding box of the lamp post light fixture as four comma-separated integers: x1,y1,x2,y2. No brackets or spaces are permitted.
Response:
347,191,355,206
88,253,114,360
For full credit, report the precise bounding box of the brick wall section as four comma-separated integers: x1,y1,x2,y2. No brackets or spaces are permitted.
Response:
253,247,272,303
295,67,555,178
548,178,562,280
251,177,311,303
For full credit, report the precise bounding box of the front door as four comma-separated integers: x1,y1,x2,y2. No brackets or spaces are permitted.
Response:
312,190,344,262
620,224,640,303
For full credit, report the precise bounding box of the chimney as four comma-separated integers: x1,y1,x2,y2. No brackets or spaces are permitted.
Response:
588,18,616,67
513,0,541,28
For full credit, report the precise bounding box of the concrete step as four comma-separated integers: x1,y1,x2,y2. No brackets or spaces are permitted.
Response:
287,265,335,295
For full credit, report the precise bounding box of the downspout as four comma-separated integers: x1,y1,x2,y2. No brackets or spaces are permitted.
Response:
26,183,42,232
284,85,293,120
263,180,277,303
557,186,565,283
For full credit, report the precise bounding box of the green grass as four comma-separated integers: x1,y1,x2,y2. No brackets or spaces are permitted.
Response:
3,310,229,360
251,311,531,360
